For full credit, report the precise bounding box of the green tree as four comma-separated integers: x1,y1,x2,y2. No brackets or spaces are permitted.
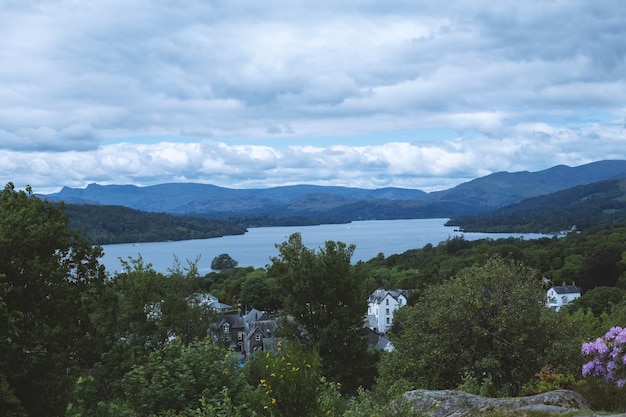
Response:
239,270,282,311
245,342,322,417
82,256,218,407
565,286,625,317
211,253,238,270
269,233,374,393
0,183,105,416
381,256,559,396
67,338,250,417
122,338,248,416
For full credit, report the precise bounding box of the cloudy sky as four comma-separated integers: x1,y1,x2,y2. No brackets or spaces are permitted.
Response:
1,0,625,194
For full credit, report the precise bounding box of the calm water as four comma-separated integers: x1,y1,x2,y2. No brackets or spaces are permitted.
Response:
99,218,548,275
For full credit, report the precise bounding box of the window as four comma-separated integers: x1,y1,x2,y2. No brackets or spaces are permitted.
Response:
223,324,230,333
238,332,243,341
386,308,390,315
255,334,261,341
386,317,390,324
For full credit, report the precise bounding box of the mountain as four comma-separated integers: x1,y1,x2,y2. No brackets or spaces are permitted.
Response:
430,160,626,209
446,178,626,233
42,160,626,221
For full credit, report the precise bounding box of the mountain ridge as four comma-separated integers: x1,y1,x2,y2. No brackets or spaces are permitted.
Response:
42,160,626,220
446,178,626,233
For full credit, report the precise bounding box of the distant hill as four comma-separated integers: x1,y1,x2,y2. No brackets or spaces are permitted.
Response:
46,183,429,216
43,159,626,223
446,179,626,233
430,160,626,209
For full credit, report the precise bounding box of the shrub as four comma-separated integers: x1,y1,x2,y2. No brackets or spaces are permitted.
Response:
581,326,626,386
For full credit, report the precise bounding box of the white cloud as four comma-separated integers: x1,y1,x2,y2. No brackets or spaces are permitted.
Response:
0,0,625,192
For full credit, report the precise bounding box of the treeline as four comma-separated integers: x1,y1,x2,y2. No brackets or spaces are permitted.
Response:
447,179,626,233
63,203,248,244
360,223,626,293
203,224,626,312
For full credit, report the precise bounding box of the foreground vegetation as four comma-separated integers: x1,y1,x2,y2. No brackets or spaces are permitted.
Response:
3,182,626,416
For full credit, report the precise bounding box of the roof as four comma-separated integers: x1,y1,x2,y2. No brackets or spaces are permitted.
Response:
375,335,392,351
219,314,244,329
369,289,413,303
208,301,234,311
551,285,581,294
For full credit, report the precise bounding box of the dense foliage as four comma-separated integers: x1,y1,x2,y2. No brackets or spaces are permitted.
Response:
380,256,571,395
64,204,247,244
211,253,239,270
269,233,377,393
5,182,626,415
0,183,106,416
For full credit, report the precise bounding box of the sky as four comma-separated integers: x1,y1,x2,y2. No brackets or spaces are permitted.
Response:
1,0,625,194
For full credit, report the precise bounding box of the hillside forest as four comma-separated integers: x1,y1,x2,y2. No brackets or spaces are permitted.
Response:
4,182,626,416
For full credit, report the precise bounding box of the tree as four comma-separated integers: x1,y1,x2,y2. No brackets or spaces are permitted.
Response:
269,233,374,392
245,342,323,417
82,256,218,408
67,338,251,417
565,286,625,317
381,256,561,396
239,270,282,311
0,183,106,416
211,253,238,270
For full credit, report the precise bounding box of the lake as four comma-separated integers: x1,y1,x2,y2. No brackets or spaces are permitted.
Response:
99,218,549,275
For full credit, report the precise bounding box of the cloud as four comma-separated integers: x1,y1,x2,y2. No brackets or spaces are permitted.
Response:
0,123,102,152
0,1,625,192
1,121,624,195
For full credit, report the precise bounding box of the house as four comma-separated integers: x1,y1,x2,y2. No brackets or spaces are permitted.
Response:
242,308,278,357
217,313,246,352
367,289,412,333
546,283,581,311
212,308,280,361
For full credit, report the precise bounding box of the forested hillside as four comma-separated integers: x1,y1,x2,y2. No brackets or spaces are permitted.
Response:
63,203,247,244
447,179,626,233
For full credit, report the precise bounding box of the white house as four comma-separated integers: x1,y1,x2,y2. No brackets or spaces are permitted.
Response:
367,289,411,333
546,284,582,311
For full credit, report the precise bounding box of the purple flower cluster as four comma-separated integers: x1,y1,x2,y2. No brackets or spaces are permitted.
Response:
581,327,626,387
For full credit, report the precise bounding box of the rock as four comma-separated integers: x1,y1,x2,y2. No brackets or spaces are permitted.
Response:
396,389,591,417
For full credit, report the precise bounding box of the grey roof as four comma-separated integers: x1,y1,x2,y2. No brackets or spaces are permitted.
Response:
552,285,581,294
375,335,391,350
208,301,234,311
219,314,244,329
369,289,413,303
